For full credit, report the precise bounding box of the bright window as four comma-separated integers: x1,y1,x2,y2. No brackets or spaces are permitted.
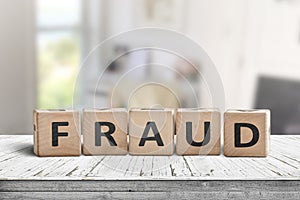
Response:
36,0,81,109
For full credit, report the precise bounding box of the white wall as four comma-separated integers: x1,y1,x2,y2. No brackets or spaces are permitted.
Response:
0,0,35,134
81,0,248,110
185,0,248,109
102,0,249,109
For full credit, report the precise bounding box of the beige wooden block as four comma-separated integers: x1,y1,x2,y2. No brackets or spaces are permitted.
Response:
33,109,81,156
176,108,221,155
129,108,174,155
83,108,128,155
224,109,271,157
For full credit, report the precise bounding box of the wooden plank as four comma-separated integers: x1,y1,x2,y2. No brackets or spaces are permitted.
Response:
0,180,300,199
0,135,299,180
170,156,194,177
1,191,300,200
151,156,172,177
138,156,154,177
1,180,300,192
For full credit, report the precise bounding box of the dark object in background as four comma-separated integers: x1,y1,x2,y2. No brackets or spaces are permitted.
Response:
255,76,300,135
107,45,129,72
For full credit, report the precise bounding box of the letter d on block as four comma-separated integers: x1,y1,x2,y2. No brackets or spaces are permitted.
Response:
224,109,270,157
234,123,259,148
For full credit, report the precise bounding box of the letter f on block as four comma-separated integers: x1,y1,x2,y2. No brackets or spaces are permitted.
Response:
52,122,69,147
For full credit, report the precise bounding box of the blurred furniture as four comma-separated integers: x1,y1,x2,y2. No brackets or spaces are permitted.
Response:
255,76,300,134
0,135,300,198
238,0,300,108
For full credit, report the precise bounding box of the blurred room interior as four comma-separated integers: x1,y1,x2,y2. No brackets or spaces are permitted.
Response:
1,0,300,135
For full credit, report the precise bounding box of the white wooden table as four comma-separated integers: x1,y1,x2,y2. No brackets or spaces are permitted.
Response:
0,135,300,199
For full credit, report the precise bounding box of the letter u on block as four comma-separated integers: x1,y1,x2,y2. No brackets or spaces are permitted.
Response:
176,108,221,155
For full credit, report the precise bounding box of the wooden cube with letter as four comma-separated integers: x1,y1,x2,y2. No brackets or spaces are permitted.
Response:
224,109,271,157
129,108,174,155
176,108,221,155
83,108,128,155
33,109,81,156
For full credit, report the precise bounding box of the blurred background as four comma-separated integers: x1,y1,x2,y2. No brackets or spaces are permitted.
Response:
1,0,300,135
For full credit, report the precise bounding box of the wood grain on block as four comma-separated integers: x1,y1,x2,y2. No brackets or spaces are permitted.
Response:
83,108,128,155
33,110,81,156
176,108,221,155
224,109,271,157
129,108,174,155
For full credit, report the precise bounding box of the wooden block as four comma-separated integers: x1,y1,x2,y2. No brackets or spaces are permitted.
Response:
176,108,221,155
224,109,271,157
129,108,174,155
33,109,81,156
83,108,128,155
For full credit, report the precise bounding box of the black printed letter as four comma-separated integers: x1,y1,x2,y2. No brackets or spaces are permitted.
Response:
95,122,117,146
52,122,69,146
186,121,210,146
234,123,259,147
139,122,164,146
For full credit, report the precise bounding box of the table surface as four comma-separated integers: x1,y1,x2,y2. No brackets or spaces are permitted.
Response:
0,135,299,181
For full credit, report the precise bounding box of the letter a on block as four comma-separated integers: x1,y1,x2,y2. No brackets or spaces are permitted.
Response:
129,108,174,155
139,122,164,146
224,109,270,157
33,110,81,156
